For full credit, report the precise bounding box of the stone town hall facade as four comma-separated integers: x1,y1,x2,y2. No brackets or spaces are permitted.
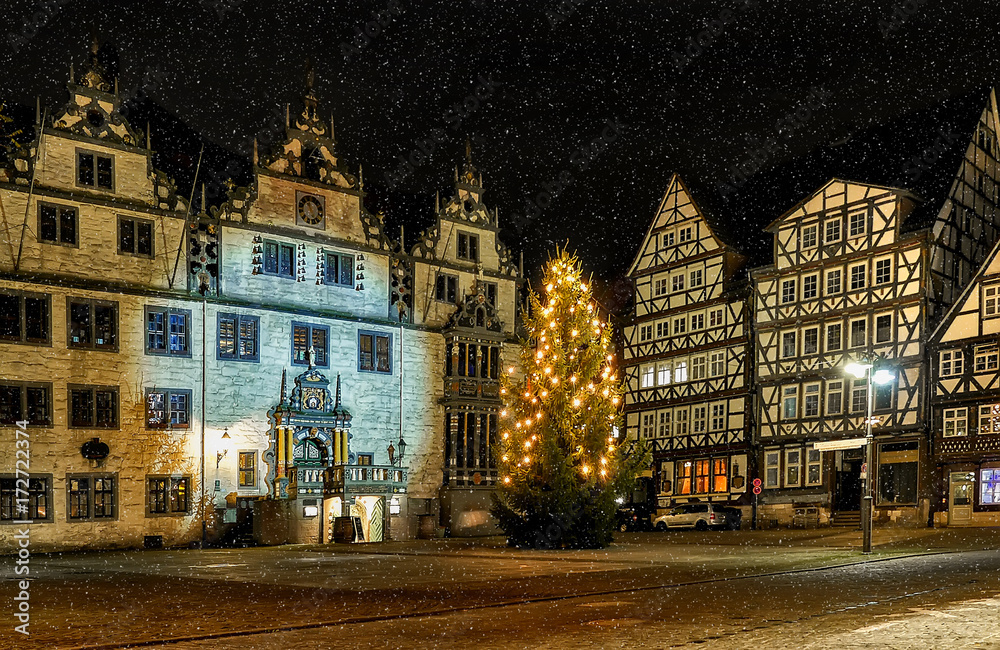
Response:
0,44,520,551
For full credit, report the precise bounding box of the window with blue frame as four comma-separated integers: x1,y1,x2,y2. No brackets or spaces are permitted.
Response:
358,330,392,374
145,388,192,429
291,322,330,367
325,252,354,287
217,313,259,362
145,306,191,357
263,241,295,278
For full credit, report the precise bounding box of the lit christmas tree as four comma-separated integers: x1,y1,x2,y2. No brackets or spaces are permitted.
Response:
491,249,650,548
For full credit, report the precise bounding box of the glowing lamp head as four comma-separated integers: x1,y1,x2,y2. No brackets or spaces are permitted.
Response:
873,368,895,385
845,362,872,379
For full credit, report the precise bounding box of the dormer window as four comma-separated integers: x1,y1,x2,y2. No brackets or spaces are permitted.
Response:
457,232,479,262
76,150,113,191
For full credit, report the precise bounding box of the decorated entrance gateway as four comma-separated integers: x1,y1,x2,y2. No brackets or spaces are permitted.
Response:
258,352,406,544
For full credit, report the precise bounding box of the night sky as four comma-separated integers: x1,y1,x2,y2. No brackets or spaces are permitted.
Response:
2,0,998,302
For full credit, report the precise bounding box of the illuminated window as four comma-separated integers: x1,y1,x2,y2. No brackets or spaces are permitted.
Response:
713,458,728,493
980,469,1000,505
944,408,969,438
695,459,711,493
978,405,1000,435
68,474,116,520
641,365,655,388
292,323,329,367
238,452,257,487
677,461,693,495
147,476,189,515
217,313,259,362
656,362,672,385
0,476,50,522
975,346,998,373
145,388,191,429
359,330,392,374
674,361,688,382
983,285,1000,318
940,350,964,377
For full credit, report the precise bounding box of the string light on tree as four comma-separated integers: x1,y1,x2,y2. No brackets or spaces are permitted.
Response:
490,248,650,549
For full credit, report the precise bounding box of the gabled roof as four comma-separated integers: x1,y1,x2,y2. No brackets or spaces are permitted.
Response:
931,230,1000,345
626,173,742,277
698,87,996,267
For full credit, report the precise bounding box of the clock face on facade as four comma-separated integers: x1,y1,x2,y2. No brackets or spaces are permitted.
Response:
296,192,326,228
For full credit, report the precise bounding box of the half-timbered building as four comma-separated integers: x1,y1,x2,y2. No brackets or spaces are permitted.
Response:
930,235,1000,527
623,175,752,514
753,89,1000,527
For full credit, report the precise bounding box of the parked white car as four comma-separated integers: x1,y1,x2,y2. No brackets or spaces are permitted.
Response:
653,503,742,530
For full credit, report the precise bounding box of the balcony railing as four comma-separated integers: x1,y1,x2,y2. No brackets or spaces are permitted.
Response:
327,464,407,495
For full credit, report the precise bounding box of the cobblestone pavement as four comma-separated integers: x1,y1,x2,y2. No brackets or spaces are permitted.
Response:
1,527,998,649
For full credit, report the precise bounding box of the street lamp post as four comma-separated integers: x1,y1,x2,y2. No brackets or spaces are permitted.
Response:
846,358,895,554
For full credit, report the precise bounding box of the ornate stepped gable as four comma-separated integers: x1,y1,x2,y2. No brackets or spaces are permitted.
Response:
50,36,144,147
410,142,518,277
